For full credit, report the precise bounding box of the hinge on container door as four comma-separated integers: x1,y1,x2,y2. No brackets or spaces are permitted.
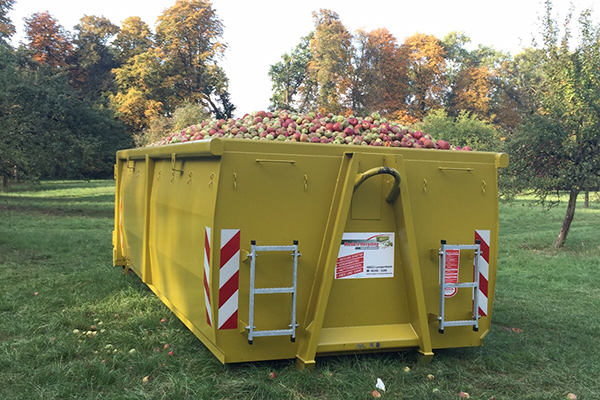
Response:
126,157,135,170
171,153,184,173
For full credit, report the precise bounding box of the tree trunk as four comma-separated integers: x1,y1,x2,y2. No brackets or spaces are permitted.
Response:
2,174,7,192
584,190,589,209
555,188,580,248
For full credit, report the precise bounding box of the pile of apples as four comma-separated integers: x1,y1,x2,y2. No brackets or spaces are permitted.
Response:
155,110,472,151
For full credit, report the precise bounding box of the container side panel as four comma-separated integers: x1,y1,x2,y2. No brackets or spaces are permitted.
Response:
148,158,221,345
120,161,147,276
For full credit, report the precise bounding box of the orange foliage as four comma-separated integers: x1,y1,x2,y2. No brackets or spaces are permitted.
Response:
362,28,409,117
24,11,73,68
452,66,494,117
402,33,447,121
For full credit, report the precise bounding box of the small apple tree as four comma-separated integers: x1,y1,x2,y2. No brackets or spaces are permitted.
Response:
503,2,600,248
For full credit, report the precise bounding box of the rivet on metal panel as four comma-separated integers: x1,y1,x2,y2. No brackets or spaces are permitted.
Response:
171,171,175,183
136,168,141,178
233,173,237,189
482,180,487,194
304,174,308,191
187,171,193,186
157,170,162,181
209,172,215,189
423,179,428,193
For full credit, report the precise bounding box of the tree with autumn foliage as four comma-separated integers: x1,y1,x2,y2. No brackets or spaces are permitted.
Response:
110,17,163,133
111,47,165,133
451,66,494,117
442,32,522,131
24,11,73,69
113,16,153,63
155,0,234,118
308,9,354,115
351,28,408,118
504,2,600,248
402,33,447,123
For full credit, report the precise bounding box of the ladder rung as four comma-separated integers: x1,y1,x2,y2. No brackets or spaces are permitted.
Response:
441,244,480,251
444,282,478,289
255,287,295,294
443,320,477,327
254,245,297,252
251,328,294,337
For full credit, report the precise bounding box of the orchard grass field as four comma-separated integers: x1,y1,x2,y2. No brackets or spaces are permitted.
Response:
0,180,599,400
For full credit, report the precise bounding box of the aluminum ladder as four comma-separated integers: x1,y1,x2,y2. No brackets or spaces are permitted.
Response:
246,240,301,344
438,239,482,333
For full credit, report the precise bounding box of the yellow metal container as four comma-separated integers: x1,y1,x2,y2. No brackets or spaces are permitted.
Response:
113,138,508,369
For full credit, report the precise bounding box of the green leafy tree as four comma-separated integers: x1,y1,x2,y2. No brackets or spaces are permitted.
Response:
171,101,210,131
504,2,600,248
0,0,15,43
418,108,501,151
268,33,314,111
113,16,153,62
0,46,131,188
308,9,353,114
0,46,29,189
72,15,120,102
155,0,234,118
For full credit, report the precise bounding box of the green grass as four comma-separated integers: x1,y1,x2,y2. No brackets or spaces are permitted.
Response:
1,181,598,400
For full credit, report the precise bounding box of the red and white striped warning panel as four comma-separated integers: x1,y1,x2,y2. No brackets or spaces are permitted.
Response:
218,229,240,330
204,227,212,327
475,230,490,317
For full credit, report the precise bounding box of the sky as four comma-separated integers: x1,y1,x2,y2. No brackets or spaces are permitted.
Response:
8,0,598,117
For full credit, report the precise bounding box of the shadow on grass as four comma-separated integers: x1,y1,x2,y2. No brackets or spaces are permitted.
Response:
0,202,114,219
0,192,114,218
4,180,112,193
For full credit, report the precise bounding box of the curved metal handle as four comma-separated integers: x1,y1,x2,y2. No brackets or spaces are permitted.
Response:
354,166,401,203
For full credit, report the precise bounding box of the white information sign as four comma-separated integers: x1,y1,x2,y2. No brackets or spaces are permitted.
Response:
335,232,395,279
